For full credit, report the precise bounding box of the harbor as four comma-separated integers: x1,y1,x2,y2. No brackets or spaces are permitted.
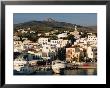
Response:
14,61,97,75
13,14,97,76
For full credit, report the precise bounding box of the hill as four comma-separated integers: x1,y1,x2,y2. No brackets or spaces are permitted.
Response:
14,18,97,33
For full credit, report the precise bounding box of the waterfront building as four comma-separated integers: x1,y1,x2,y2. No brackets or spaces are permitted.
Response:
66,46,83,62
87,46,97,61
14,56,27,71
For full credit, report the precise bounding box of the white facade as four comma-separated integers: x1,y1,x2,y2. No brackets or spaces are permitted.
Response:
23,40,32,44
21,29,28,34
14,57,27,71
28,51,42,57
38,38,49,45
87,35,97,45
74,38,87,49
50,39,62,46
42,45,51,53
57,33,67,38
50,39,69,48
37,33,42,36
14,41,24,52
87,46,97,60
45,32,50,36
14,36,20,40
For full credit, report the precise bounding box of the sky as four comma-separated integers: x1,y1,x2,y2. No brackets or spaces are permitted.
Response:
13,13,97,26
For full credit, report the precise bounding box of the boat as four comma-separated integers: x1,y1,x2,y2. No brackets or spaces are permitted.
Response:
19,64,35,75
14,56,27,71
52,60,66,74
14,56,35,75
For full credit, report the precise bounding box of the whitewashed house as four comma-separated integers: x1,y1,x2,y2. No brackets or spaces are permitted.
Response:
38,38,49,45
57,33,67,38
87,46,97,61
87,34,97,45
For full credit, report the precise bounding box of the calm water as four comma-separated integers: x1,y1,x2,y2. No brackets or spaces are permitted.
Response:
14,69,97,75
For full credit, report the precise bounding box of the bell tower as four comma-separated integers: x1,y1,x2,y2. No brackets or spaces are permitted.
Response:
75,26,77,31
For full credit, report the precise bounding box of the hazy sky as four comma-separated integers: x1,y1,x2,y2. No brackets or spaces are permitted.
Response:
13,13,97,26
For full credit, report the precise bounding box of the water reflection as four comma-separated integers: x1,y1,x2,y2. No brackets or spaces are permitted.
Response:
64,69,97,75
14,69,97,75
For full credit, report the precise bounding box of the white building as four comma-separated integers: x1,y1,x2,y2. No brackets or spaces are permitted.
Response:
50,39,62,46
87,46,97,61
28,51,42,57
14,41,24,52
14,36,20,40
38,38,49,45
74,38,87,45
14,56,27,71
45,32,50,36
57,33,67,38
50,39,69,48
41,44,56,60
30,31,35,33
74,38,87,49
37,33,42,36
42,45,51,53
87,34,97,45
21,29,28,34
70,26,80,39
23,40,32,44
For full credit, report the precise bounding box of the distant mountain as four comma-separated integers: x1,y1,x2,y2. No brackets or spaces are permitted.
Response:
14,20,76,28
14,18,97,33
87,26,97,30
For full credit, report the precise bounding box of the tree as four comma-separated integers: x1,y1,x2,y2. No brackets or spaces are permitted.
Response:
80,31,88,38
50,35,58,40
57,48,66,61
67,34,76,44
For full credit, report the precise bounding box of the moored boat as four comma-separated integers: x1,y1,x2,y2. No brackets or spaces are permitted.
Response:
52,60,66,74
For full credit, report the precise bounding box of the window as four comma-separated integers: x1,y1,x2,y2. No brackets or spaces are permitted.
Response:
77,54,78,57
67,55,70,58
95,53,97,55
68,50,70,52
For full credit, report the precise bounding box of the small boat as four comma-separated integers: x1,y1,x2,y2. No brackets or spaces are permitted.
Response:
19,65,35,75
52,60,66,74
14,56,35,75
